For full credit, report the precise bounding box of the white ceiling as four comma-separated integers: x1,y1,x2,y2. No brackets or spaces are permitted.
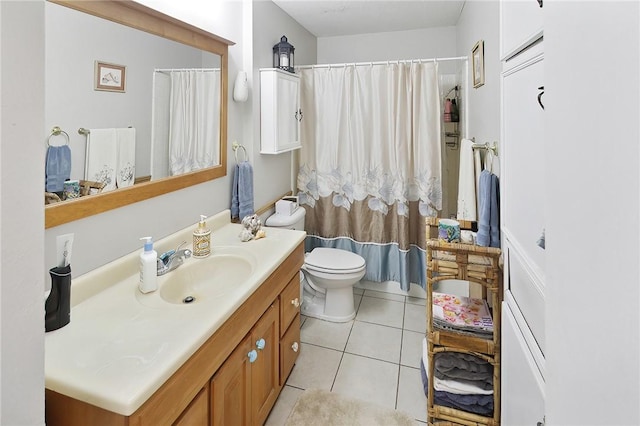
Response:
271,0,466,38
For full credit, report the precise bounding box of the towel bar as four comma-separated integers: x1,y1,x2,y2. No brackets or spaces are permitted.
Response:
471,141,498,157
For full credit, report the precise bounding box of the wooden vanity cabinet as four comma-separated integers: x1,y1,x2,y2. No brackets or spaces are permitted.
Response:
210,335,252,426
45,242,303,426
173,387,209,426
211,302,280,426
279,274,301,385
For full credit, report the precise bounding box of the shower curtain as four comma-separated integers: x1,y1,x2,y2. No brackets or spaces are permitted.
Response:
298,62,442,291
168,70,220,176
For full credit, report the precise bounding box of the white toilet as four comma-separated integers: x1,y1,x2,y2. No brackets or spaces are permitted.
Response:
266,208,366,322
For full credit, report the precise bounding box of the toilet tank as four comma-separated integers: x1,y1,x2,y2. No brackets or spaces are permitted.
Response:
265,207,305,230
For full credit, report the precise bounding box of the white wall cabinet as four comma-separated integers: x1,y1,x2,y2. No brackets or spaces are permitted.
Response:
500,0,543,60
500,1,546,423
260,68,301,154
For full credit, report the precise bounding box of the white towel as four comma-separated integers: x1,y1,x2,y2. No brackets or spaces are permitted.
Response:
85,129,117,192
116,128,136,188
456,138,479,221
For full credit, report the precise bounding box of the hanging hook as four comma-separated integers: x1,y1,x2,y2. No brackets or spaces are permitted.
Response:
232,141,247,163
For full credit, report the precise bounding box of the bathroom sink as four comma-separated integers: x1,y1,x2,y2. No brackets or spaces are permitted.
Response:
136,246,257,307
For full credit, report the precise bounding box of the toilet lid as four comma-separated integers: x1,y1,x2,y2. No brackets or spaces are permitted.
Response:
305,248,366,272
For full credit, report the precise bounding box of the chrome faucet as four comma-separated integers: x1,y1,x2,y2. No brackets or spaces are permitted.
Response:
157,242,192,276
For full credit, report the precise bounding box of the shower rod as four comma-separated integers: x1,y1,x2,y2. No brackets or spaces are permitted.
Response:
296,56,468,70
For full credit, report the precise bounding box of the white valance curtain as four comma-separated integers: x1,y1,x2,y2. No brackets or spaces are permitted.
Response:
298,62,442,290
168,70,220,175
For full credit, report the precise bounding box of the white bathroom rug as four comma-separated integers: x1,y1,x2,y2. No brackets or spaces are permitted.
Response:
284,388,417,426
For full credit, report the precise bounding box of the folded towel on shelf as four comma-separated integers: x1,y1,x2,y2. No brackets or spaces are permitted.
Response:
476,170,500,248
421,359,494,416
85,128,117,192
434,352,494,386
431,292,494,335
45,145,72,192
116,128,136,188
231,161,254,220
422,338,493,395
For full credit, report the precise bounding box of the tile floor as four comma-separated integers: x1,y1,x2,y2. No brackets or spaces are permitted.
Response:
265,284,428,425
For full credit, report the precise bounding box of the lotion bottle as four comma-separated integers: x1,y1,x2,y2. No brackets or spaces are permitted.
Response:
193,215,211,258
139,236,158,293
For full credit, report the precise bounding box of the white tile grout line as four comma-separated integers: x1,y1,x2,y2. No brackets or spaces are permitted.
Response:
286,293,428,423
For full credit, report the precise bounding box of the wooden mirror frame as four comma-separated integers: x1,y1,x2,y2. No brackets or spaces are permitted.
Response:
45,0,234,228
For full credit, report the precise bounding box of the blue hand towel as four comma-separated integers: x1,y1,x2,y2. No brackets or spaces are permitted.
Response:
476,170,500,248
45,145,72,192
489,173,500,248
231,164,240,219
231,161,254,220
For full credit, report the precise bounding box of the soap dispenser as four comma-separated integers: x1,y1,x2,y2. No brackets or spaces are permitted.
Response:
139,237,158,293
193,215,211,258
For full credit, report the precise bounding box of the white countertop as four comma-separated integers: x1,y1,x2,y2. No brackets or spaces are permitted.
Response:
45,210,305,416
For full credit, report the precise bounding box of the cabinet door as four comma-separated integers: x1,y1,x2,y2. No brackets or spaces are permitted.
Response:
500,0,543,60
276,74,300,151
280,313,300,386
211,336,252,426
502,302,545,426
251,302,280,426
502,46,545,278
279,273,301,337
173,387,209,426
260,69,301,154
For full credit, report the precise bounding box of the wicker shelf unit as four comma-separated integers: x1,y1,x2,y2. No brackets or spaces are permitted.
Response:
426,237,502,426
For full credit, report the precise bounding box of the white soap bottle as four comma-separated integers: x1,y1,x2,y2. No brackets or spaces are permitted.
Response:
139,236,158,293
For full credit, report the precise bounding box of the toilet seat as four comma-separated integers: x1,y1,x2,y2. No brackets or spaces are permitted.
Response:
304,263,366,275
304,247,365,273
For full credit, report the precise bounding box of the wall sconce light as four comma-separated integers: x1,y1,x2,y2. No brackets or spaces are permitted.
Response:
233,71,249,102
273,35,295,73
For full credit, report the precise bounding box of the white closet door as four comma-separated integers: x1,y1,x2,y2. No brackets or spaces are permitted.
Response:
502,302,545,426
501,44,545,279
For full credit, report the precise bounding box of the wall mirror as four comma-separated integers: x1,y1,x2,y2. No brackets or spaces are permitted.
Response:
44,0,233,228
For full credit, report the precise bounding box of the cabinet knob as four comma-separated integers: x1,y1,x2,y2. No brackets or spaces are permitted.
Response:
248,349,258,363
536,0,543,8
291,342,299,352
256,338,266,350
291,298,300,308
295,109,303,122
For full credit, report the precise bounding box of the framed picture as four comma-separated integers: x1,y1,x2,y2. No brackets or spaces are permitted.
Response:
472,40,485,88
95,61,126,92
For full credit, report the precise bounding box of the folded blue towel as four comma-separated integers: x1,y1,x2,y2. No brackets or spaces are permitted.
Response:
476,170,500,248
45,145,72,192
231,161,254,220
